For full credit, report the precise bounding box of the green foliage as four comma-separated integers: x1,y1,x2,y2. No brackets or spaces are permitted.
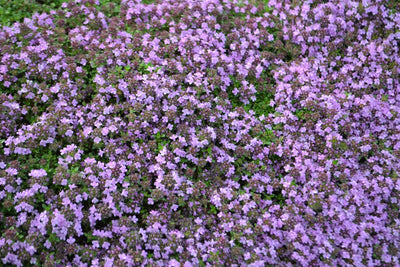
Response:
0,138,5,155
226,75,243,107
99,0,121,17
258,129,275,145
152,131,169,153
245,91,275,117
138,62,161,74
111,65,132,79
1,194,16,217
84,232,96,242
261,189,286,206
0,0,123,26
0,0,65,26
208,204,218,214
294,107,314,121
48,232,60,243
251,0,273,12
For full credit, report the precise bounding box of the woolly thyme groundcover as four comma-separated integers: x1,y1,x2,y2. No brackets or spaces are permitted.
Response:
0,0,400,266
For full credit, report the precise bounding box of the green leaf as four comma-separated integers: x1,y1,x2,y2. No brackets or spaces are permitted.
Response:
339,142,348,150
178,197,185,207
84,232,95,242
206,146,212,155
42,204,51,211
48,233,60,243
209,204,218,214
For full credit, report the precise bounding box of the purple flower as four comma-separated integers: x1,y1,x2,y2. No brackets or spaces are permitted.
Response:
28,169,47,178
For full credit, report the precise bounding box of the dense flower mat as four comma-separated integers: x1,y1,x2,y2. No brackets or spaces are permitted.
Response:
1,0,400,265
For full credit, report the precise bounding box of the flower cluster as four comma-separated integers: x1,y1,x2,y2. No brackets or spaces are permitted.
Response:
0,0,399,265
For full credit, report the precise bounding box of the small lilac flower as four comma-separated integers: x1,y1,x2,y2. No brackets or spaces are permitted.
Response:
28,169,47,178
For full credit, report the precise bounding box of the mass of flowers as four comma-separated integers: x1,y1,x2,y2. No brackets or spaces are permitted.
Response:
1,0,400,265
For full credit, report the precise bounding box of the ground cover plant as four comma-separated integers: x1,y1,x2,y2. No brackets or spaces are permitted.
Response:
0,0,400,265
0,0,68,26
